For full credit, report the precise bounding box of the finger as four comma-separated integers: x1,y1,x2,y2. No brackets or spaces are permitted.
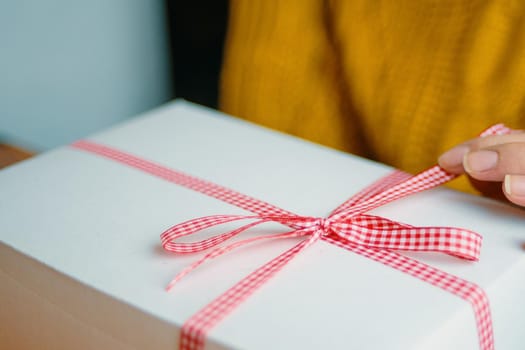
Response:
463,142,525,182
503,175,525,207
468,131,525,150
438,144,471,174
439,132,525,174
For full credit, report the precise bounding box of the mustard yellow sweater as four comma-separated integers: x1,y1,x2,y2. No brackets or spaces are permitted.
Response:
220,1,525,192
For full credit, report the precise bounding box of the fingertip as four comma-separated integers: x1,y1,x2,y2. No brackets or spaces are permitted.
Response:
438,145,470,174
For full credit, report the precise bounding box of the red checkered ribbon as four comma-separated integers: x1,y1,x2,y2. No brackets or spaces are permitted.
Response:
72,123,511,350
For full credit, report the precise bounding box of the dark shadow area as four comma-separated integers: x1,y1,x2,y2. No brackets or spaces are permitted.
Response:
167,0,229,108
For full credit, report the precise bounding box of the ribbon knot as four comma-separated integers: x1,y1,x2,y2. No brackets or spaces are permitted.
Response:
160,174,485,291
315,217,331,235
270,215,332,235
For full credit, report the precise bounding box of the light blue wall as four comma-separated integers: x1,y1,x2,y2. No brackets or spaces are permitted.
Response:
0,0,172,151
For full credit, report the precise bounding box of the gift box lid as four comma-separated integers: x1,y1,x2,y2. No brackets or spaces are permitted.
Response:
1,100,525,349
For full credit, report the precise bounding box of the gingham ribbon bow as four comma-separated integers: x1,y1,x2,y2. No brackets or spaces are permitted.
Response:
160,166,483,290
72,123,511,350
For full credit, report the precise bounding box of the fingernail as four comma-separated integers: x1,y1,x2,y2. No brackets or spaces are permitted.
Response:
504,175,525,197
464,150,498,173
439,145,470,168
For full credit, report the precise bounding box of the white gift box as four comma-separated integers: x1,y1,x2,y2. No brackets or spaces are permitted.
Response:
1,100,525,350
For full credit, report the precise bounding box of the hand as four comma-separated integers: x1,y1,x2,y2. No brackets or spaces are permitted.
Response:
438,131,525,207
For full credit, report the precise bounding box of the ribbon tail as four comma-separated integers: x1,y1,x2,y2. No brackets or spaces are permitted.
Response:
167,228,312,291
480,123,512,137
179,232,321,350
323,235,493,350
331,124,513,220
332,170,412,215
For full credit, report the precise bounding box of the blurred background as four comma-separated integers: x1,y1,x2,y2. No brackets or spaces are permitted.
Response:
0,0,228,167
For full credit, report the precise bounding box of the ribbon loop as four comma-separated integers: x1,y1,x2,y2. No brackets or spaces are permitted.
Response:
161,215,268,253
161,213,324,255
331,214,481,260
